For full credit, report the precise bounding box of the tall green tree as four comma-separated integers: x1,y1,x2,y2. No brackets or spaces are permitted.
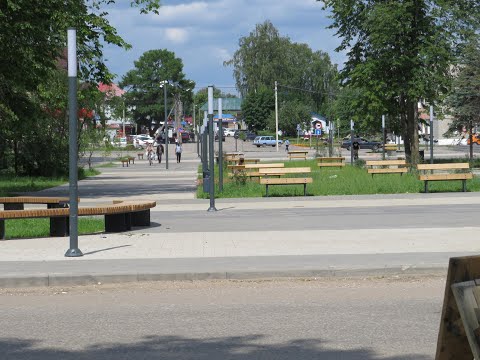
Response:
322,0,480,164
0,0,160,175
119,49,195,134
241,86,275,131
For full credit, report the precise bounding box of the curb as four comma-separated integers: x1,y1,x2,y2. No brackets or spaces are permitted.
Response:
0,266,448,288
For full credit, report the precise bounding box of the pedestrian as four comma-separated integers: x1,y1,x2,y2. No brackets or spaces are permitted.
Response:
352,141,360,160
157,143,164,163
284,139,290,152
175,141,182,163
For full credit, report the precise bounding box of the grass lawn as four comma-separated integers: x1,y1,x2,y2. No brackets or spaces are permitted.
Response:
0,168,100,197
197,159,480,198
4,216,104,239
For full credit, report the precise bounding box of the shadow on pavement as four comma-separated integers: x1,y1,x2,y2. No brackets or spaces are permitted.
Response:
0,335,430,360
82,244,132,256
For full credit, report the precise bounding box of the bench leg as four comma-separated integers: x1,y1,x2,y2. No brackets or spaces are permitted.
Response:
4,203,24,210
50,216,69,237
105,213,128,232
266,184,269,197
304,183,307,196
0,220,5,240
424,181,428,193
463,179,467,192
131,210,151,227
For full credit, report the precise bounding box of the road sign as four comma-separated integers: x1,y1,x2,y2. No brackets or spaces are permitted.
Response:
315,129,322,135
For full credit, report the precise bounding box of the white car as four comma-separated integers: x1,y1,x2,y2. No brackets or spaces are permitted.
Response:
253,136,283,147
111,137,127,147
133,135,154,149
224,129,237,137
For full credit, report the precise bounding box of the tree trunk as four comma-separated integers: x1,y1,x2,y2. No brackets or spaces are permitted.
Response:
401,96,420,166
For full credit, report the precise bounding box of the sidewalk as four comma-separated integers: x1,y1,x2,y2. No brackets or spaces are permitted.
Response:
1,142,478,287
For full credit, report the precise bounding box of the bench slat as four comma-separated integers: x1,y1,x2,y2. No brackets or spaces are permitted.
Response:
366,160,406,166
317,163,345,167
417,163,470,170
368,168,408,174
259,167,311,175
419,174,473,181
260,178,313,185
245,163,284,169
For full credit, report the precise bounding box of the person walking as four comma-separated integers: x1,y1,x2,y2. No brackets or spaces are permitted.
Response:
352,141,360,160
284,139,290,152
156,143,164,163
175,141,182,163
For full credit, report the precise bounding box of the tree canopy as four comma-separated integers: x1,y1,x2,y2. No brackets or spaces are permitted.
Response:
322,0,480,163
119,49,195,132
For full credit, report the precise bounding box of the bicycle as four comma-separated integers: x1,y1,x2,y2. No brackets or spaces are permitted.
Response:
147,150,154,166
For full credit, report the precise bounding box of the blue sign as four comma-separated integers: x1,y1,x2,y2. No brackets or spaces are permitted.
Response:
315,129,322,135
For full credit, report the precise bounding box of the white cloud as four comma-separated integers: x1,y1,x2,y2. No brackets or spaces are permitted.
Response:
164,28,189,43
101,0,344,89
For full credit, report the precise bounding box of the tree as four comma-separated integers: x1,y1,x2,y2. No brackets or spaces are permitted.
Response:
446,38,480,159
120,49,195,137
322,0,480,164
241,86,275,131
0,0,160,175
269,100,311,137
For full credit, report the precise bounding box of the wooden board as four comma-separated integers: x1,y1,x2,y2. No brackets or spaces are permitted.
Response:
366,160,406,166
418,163,470,170
436,255,480,359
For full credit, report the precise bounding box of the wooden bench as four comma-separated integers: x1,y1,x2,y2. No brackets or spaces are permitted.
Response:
128,156,135,164
137,153,144,160
384,144,398,156
229,158,260,165
417,163,473,193
120,157,130,167
317,157,345,169
366,160,408,177
0,200,156,239
258,167,312,197
0,196,72,210
288,150,308,160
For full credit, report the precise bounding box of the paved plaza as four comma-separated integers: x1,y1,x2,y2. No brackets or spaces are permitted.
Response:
1,139,479,287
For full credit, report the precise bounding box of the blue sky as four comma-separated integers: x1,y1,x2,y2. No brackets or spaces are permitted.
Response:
102,0,344,94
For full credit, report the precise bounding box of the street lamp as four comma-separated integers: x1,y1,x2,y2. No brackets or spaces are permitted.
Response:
160,80,169,169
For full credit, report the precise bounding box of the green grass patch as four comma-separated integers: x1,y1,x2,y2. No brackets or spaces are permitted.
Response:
95,162,117,168
0,176,67,197
197,158,480,198
5,216,104,239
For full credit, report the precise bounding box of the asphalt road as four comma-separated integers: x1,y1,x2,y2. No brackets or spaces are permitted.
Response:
0,276,443,359
152,203,480,233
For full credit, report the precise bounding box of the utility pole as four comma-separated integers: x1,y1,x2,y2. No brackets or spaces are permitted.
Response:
430,106,434,164
382,115,386,160
207,86,217,212
275,81,279,152
218,98,223,191
350,120,354,165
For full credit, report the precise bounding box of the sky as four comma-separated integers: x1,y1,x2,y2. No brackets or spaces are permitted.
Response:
102,0,344,95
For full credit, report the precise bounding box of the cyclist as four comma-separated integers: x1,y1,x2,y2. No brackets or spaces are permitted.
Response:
146,142,155,165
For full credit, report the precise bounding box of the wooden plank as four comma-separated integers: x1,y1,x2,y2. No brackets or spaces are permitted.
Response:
288,150,308,154
317,157,345,161
244,163,284,169
366,160,406,166
419,174,473,181
259,177,313,185
418,163,470,170
367,168,408,174
317,163,345,167
259,167,311,175
436,255,480,359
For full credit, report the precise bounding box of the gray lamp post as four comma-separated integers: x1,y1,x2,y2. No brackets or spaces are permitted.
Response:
160,81,169,169
207,86,216,212
65,28,82,257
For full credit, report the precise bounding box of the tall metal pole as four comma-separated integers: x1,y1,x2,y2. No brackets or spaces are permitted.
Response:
207,86,217,212
275,81,279,152
163,82,169,169
65,28,82,257
202,112,208,171
382,115,386,160
350,120,354,165
218,98,223,191
429,106,434,164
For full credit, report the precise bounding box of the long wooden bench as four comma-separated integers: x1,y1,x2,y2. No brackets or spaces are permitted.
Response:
417,163,473,193
228,163,284,172
288,150,308,160
366,160,408,177
0,200,156,240
317,157,345,169
258,167,312,197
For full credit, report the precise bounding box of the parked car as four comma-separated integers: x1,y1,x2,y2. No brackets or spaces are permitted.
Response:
214,132,225,142
133,135,154,149
223,128,237,137
253,136,283,147
242,131,257,141
341,137,382,151
111,137,127,147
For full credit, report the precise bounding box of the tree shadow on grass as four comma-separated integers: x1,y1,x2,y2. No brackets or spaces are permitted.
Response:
0,335,431,360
